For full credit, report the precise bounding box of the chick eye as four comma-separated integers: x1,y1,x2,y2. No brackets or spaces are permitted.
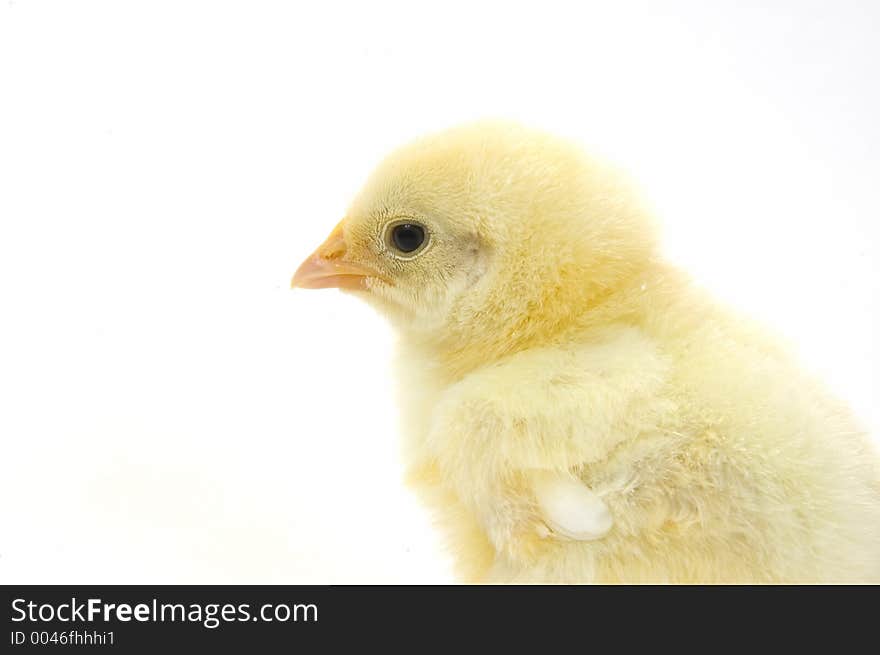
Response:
389,223,426,254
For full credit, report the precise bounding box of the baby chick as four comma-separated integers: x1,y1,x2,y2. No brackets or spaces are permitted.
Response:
292,121,880,583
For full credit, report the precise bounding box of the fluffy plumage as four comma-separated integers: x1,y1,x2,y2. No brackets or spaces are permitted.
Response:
293,121,880,583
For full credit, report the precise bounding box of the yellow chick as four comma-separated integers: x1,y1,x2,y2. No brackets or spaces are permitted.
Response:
292,121,880,583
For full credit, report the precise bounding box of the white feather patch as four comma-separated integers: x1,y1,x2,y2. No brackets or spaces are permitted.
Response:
533,471,613,541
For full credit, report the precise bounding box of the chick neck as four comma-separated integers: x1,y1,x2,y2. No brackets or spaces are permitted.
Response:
398,257,670,384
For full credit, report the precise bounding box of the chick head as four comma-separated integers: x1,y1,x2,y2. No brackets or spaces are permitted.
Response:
293,121,658,361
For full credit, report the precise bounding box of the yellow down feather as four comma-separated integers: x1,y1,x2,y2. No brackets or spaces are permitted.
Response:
310,121,880,583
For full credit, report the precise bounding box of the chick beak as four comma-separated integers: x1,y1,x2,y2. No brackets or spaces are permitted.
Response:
291,221,381,291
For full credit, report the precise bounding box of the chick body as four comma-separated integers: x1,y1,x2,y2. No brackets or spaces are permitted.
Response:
400,277,880,583
295,122,880,583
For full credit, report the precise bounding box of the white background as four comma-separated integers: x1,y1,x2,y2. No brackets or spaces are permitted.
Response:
0,1,877,583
